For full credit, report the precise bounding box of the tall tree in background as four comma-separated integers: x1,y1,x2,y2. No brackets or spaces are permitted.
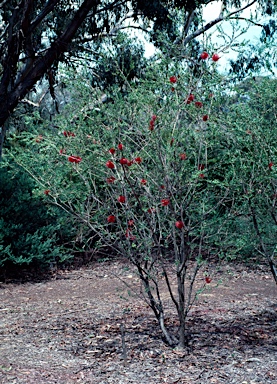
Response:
0,0,276,155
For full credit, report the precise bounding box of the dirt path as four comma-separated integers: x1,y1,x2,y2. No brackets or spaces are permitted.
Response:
0,260,276,383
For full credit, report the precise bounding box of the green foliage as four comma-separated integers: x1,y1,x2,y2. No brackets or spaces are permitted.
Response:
0,161,75,268
217,77,277,264
7,50,277,345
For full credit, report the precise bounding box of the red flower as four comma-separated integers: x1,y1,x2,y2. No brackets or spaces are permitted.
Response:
106,160,115,169
149,120,155,131
109,148,116,155
149,114,157,131
68,156,82,163
35,135,43,143
198,164,205,170
175,221,184,229
269,162,274,170
161,198,170,206
107,215,116,223
186,94,195,104
205,277,212,284
200,51,209,60
180,153,187,160
199,173,205,179
203,115,209,121
127,160,133,166
141,179,147,185
107,176,116,183
44,189,50,195
148,207,156,213
118,195,126,203
169,76,177,83
59,148,66,154
212,53,220,62
171,87,175,92
118,143,123,151
128,219,134,227
63,131,75,137
195,101,203,108
119,157,128,165
160,185,165,190
125,228,136,241
170,138,174,146
134,157,142,164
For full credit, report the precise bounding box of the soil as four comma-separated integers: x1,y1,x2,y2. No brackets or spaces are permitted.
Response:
0,258,276,384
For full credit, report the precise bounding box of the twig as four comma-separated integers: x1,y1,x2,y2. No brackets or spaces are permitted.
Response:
120,323,127,364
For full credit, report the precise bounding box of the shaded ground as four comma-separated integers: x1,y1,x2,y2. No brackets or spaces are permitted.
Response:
0,259,276,383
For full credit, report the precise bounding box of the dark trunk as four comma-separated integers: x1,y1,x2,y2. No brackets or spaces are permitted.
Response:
0,0,100,149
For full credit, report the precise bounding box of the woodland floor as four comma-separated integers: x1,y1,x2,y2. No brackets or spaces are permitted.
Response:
0,257,276,384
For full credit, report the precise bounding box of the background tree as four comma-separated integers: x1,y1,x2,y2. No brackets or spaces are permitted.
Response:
1,0,276,155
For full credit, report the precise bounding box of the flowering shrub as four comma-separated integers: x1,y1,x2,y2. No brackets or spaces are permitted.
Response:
9,55,277,346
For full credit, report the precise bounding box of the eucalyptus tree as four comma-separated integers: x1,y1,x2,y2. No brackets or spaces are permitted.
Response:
0,0,276,155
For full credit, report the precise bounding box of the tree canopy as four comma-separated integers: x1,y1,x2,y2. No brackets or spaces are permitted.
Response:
0,0,276,155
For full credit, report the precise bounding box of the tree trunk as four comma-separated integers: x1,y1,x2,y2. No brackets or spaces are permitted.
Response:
177,270,186,349
0,0,100,143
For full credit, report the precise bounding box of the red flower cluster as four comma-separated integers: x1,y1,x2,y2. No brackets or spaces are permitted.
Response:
212,53,220,62
118,195,126,203
107,215,116,223
200,51,220,62
195,101,203,108
125,228,136,241
35,135,43,143
119,157,128,165
119,157,133,166
134,156,142,164
169,76,177,83
161,198,170,206
63,131,75,137
203,115,209,121
200,51,209,60
68,156,82,163
149,115,157,131
175,221,184,229
141,179,147,185
107,176,116,183
186,94,195,104
44,189,50,195
106,160,115,169
179,153,187,160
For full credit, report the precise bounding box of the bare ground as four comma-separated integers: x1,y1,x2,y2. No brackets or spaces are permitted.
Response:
0,259,276,384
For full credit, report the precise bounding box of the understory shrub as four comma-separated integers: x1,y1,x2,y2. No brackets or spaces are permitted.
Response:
0,161,75,269
7,55,277,346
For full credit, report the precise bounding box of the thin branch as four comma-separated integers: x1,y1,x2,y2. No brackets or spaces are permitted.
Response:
162,265,179,311
0,0,9,7
92,0,127,16
182,0,257,46
30,0,62,32
229,17,263,27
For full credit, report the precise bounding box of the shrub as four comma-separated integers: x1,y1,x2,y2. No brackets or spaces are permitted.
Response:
0,161,75,269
